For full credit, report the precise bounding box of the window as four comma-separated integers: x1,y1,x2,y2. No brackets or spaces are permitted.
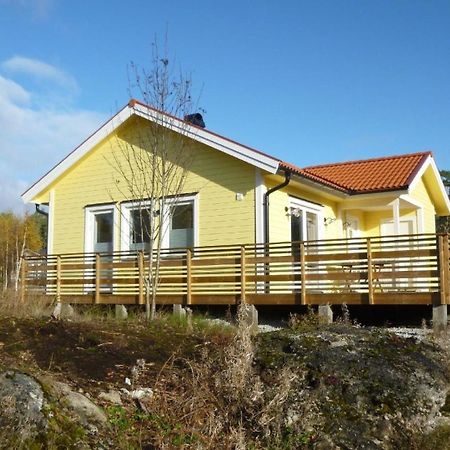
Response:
122,195,198,252
121,201,152,252
162,195,198,250
85,205,116,253
169,203,194,248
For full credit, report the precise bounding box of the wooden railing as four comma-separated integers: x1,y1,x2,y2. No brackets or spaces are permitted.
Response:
22,233,450,306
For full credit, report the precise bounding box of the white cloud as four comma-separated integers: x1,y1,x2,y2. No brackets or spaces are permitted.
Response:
0,57,106,213
0,0,54,20
2,56,78,92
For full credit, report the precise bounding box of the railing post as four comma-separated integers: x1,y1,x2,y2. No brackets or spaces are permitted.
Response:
240,245,246,303
300,242,306,305
186,248,192,305
95,253,101,304
367,238,374,304
138,251,145,305
438,234,449,305
56,255,61,303
443,234,449,305
20,257,27,303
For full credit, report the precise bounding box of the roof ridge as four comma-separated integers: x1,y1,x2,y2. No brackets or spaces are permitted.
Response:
302,150,433,171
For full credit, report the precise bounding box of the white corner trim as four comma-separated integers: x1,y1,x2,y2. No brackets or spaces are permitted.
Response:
22,103,280,204
47,190,55,254
255,169,265,245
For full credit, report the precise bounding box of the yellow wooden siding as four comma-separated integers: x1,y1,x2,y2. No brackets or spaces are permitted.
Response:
409,177,436,233
35,117,256,254
266,177,340,242
364,209,417,236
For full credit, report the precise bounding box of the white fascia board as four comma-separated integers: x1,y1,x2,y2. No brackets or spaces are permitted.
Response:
408,155,450,212
133,104,280,174
22,102,280,205
22,105,133,204
289,173,348,200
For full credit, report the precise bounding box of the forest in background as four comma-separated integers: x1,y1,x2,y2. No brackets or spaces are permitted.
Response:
0,212,45,292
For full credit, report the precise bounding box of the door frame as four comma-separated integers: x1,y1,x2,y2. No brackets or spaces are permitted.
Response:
289,196,324,242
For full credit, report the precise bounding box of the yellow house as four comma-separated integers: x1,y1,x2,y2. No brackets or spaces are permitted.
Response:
22,100,450,256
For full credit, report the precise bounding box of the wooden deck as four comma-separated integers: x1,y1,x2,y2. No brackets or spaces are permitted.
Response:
22,233,450,306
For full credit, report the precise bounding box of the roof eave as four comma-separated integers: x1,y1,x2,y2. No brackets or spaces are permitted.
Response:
22,102,280,204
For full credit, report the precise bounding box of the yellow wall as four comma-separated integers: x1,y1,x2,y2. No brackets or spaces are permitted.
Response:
265,176,340,242
35,117,256,253
410,177,436,233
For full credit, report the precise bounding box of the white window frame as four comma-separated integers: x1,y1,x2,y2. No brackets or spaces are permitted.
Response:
120,200,153,252
289,197,324,242
161,194,199,250
84,204,117,254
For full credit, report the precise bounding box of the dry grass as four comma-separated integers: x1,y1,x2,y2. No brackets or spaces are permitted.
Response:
0,289,53,319
128,305,312,449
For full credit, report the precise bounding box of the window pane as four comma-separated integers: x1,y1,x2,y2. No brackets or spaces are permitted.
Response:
95,212,113,243
306,212,318,241
290,209,303,242
172,204,193,230
130,209,151,244
169,203,194,248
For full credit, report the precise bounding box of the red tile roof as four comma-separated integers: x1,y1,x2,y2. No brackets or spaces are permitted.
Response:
280,152,431,194
131,99,432,195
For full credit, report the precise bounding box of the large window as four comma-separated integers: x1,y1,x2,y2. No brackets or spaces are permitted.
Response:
121,195,198,252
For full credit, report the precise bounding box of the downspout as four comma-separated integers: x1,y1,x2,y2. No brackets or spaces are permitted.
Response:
35,204,49,217
263,170,291,245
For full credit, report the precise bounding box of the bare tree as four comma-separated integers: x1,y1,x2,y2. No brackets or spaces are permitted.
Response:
109,37,200,320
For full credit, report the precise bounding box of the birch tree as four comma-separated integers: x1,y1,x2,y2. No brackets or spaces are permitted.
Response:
110,38,201,320
0,212,43,292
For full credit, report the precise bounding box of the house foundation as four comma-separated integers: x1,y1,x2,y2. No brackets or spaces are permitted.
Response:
318,304,333,325
115,305,128,320
52,302,74,319
173,304,187,320
432,304,447,332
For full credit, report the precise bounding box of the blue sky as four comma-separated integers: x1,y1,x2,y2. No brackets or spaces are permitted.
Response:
1,0,449,212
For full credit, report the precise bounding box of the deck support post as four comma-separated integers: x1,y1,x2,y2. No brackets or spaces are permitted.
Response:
432,304,447,333
173,304,186,320
52,302,74,319
115,305,128,320
318,304,333,325
240,304,258,334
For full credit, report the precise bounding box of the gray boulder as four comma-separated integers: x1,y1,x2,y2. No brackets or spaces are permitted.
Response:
0,370,47,439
